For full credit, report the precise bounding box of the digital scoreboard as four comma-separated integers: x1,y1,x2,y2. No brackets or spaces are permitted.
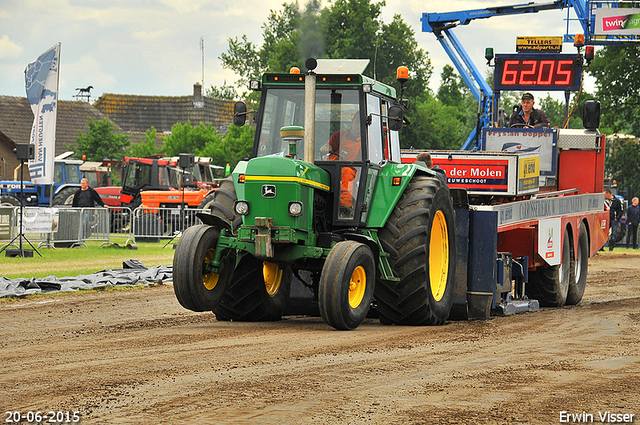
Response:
493,53,583,92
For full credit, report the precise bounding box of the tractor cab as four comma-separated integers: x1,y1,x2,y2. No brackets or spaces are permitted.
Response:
235,59,404,226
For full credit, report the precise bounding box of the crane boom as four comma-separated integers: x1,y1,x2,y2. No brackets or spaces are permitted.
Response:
422,0,639,149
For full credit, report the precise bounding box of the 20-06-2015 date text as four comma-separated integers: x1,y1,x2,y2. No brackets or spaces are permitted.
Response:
5,411,80,424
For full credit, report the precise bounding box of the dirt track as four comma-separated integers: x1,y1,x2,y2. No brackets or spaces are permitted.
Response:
1,252,639,424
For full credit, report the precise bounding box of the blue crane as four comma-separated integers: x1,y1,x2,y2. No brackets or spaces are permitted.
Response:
422,0,639,149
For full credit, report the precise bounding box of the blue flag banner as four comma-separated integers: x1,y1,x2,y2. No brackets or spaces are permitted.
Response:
25,43,60,185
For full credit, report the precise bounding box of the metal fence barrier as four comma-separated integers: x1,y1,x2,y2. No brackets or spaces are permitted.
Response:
107,206,134,244
0,205,207,248
52,207,110,248
132,206,205,243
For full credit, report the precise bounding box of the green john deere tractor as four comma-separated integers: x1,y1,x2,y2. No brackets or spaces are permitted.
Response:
173,58,457,330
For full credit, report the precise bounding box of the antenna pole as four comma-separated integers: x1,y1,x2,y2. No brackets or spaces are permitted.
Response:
200,37,205,88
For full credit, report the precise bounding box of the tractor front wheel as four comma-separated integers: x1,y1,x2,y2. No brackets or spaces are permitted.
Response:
318,241,376,330
213,254,291,321
173,224,234,312
377,176,456,326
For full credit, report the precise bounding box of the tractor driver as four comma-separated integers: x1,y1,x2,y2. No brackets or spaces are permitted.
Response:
319,112,362,213
508,92,550,129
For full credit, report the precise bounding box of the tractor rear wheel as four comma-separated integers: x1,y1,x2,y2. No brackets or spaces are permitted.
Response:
0,195,20,207
199,176,242,232
566,224,589,305
377,176,456,325
318,241,376,330
526,226,572,307
173,224,234,312
213,254,291,321
51,187,79,206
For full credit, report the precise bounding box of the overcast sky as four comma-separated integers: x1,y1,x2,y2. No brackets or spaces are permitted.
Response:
0,0,593,101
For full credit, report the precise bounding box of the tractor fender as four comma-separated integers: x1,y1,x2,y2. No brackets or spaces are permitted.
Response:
196,212,232,232
54,183,81,197
341,232,380,262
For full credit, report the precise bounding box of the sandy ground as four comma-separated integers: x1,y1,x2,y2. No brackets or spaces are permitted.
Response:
1,252,638,425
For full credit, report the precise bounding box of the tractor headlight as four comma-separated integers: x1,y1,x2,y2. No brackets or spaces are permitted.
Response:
235,200,250,216
288,201,303,217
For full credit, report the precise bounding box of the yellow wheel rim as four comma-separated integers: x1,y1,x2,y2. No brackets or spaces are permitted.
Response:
348,265,367,309
202,248,220,291
429,210,449,302
263,262,283,297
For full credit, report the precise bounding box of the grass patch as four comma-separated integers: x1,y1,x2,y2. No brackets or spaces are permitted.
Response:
0,236,176,280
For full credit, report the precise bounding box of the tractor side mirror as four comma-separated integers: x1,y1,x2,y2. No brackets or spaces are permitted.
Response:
583,99,600,130
233,101,247,127
388,105,404,132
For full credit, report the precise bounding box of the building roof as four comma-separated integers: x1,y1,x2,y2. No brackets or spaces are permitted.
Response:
93,84,235,134
0,95,117,157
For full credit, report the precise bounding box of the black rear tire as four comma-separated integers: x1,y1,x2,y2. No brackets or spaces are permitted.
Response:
51,187,79,206
318,241,376,330
173,224,234,312
527,226,572,307
376,176,456,325
566,224,589,305
213,254,291,321
0,195,20,207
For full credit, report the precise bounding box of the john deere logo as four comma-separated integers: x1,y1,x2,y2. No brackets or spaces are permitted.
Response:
262,185,276,198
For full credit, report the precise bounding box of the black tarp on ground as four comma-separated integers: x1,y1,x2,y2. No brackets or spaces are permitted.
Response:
0,260,172,298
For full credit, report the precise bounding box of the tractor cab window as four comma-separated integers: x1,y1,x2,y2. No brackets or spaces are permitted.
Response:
255,87,362,163
381,99,401,162
256,89,304,158
54,163,64,184
65,163,80,184
366,94,383,164
123,161,151,191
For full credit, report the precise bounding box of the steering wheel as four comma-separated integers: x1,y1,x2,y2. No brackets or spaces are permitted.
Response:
322,150,344,161
509,123,530,128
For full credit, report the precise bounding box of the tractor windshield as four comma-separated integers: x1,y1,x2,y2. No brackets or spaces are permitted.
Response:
256,87,361,162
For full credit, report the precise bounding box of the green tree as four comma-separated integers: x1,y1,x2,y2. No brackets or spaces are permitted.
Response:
376,14,431,99
220,2,302,87
206,81,237,100
220,0,431,95
323,0,382,67
126,127,162,158
401,94,464,151
200,125,254,170
437,65,463,107
588,44,640,135
162,121,223,157
606,136,640,196
73,118,130,161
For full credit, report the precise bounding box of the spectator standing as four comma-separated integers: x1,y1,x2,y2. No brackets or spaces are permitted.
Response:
416,152,447,185
625,197,639,250
72,178,108,239
72,178,107,208
604,189,624,251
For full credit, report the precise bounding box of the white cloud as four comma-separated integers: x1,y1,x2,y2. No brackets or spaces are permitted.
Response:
0,35,23,59
62,55,117,97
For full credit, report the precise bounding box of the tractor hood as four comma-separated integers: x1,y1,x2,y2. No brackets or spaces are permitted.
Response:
241,156,330,192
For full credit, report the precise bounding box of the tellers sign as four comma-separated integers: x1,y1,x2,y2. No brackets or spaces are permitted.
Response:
494,53,582,92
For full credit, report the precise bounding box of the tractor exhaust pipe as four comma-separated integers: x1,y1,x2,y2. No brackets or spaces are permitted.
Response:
304,58,317,165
